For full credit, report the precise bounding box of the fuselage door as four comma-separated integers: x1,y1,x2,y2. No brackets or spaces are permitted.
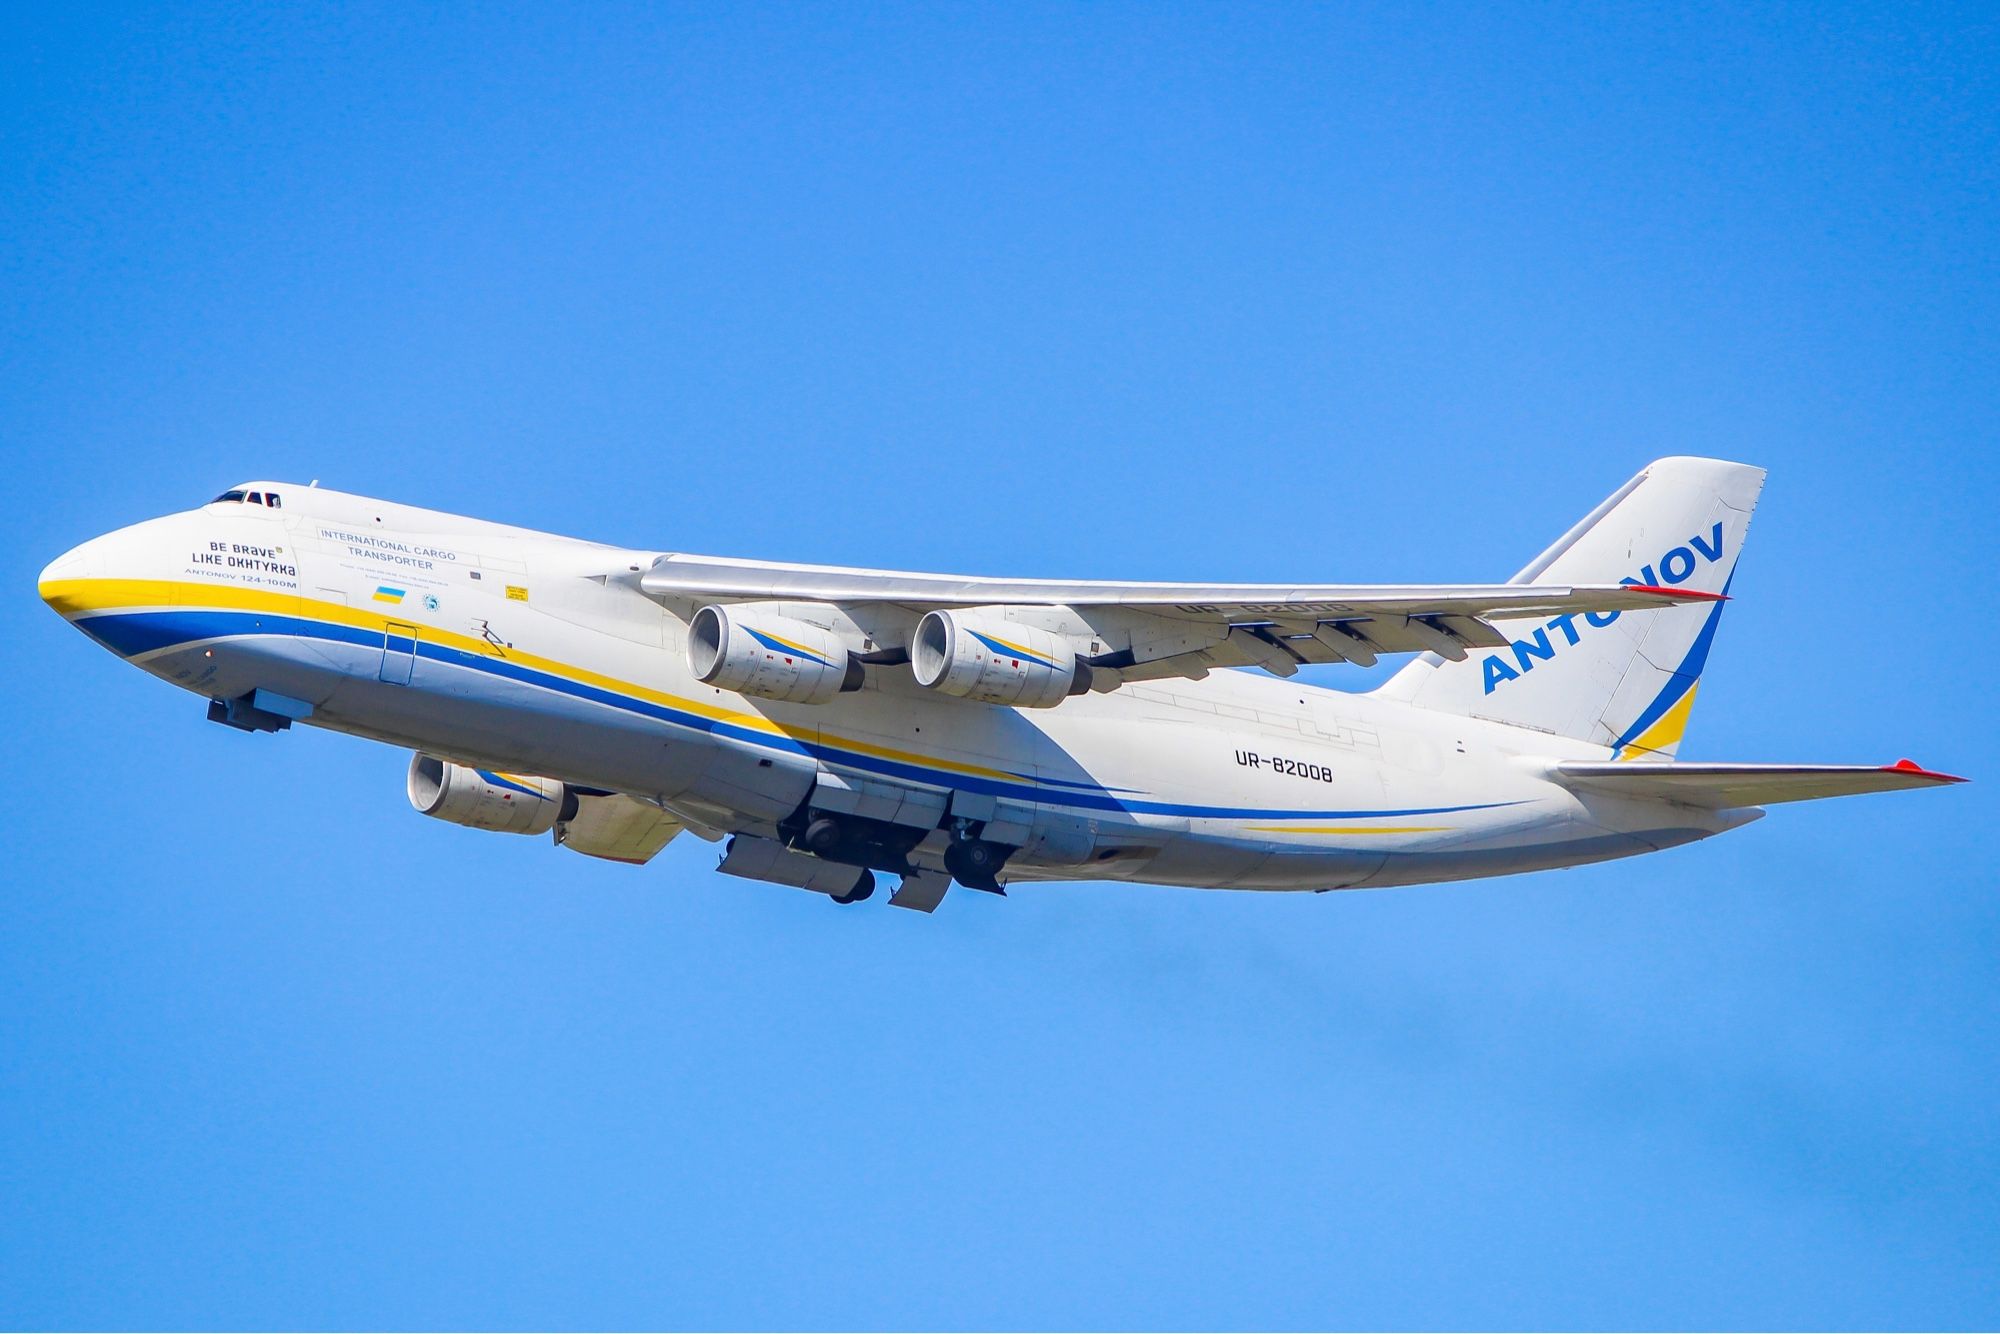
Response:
380,621,419,685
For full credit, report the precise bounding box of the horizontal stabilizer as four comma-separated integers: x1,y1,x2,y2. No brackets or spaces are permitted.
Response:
1550,758,1966,809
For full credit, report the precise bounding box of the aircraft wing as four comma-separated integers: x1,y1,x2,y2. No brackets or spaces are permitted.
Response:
1549,759,1966,809
639,555,1720,676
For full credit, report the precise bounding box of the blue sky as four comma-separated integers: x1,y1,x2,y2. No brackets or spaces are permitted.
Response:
3,4,1996,1327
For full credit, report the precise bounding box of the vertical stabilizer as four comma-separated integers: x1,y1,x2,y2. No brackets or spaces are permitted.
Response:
1376,456,1765,758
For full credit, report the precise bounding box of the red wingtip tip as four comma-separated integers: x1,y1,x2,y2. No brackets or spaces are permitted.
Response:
1884,758,1968,783
1626,584,1729,602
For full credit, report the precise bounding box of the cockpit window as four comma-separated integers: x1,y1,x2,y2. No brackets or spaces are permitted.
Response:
210,488,281,507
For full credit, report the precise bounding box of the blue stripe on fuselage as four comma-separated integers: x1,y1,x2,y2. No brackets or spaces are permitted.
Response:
73,606,1519,824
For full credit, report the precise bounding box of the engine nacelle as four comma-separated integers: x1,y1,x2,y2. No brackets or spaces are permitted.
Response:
911,610,1087,708
407,753,563,835
687,604,864,705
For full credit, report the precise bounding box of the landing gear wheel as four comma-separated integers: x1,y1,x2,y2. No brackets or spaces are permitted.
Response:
945,840,1004,891
803,815,843,856
830,869,876,905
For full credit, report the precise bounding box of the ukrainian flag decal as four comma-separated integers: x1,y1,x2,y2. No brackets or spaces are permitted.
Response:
373,586,406,604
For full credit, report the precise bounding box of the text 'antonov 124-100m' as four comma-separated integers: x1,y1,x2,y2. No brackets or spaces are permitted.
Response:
39,458,1962,912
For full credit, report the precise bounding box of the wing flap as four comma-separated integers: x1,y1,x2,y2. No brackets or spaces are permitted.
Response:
1550,759,1966,809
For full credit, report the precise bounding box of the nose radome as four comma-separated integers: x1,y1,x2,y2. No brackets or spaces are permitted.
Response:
40,512,193,618
38,538,103,616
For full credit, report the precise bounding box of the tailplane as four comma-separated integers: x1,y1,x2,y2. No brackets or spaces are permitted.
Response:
1547,759,1965,808
1377,456,1765,757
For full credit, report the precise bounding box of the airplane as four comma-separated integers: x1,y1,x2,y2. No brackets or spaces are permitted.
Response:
36,456,1961,913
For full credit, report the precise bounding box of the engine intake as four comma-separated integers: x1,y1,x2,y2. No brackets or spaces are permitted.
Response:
407,753,563,835
688,604,864,705
911,610,1088,708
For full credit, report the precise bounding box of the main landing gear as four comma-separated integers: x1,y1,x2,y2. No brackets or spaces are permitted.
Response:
943,835,1007,893
830,869,876,905
781,804,1015,904
803,816,844,857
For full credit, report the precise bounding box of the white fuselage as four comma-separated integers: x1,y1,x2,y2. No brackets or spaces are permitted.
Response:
38,484,1753,892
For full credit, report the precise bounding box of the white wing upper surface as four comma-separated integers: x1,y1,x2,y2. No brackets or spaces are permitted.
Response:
639,554,1720,679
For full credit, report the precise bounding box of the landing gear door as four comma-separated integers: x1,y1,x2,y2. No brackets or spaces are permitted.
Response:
379,622,419,685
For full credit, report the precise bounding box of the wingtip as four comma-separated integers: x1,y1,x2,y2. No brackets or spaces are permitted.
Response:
1884,758,1968,783
1624,583,1730,603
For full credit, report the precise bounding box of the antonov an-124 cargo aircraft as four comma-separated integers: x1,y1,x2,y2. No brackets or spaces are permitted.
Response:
38,457,1961,912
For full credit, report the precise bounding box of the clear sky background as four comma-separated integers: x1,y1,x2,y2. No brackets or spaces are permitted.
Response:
3,4,1996,1329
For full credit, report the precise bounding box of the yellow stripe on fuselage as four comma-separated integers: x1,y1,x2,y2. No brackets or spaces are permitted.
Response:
1242,825,1454,835
37,577,1040,789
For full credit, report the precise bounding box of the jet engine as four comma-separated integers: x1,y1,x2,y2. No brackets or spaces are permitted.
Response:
407,753,564,835
687,604,865,705
911,610,1089,708
407,756,683,864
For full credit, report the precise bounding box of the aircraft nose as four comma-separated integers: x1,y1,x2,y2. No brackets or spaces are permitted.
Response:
38,537,103,616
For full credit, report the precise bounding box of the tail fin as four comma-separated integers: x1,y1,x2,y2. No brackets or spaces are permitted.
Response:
1376,456,1766,758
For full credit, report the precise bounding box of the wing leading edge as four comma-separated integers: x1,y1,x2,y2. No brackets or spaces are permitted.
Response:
640,555,1716,616
639,555,1720,675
